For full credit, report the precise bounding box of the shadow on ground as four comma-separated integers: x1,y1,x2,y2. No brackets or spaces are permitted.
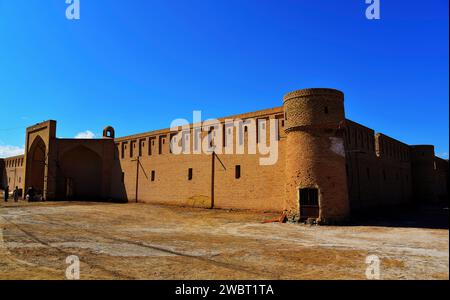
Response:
350,203,449,229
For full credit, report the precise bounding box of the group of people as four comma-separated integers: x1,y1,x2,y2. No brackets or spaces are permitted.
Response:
3,186,37,202
3,186,19,202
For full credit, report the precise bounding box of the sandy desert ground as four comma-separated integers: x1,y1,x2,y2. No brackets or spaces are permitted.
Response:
0,201,448,280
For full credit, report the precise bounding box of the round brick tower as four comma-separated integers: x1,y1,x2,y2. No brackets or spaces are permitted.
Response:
283,88,350,224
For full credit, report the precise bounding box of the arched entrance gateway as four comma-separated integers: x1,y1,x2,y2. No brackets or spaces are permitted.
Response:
20,120,113,202
27,136,47,197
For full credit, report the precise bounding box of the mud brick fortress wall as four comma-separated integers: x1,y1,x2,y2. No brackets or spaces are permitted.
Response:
1,88,448,222
1,155,25,195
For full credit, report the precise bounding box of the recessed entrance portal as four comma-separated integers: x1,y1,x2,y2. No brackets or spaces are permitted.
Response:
299,188,319,219
27,136,46,197
59,146,102,200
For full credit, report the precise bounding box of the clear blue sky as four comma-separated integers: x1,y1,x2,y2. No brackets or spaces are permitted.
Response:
0,0,448,158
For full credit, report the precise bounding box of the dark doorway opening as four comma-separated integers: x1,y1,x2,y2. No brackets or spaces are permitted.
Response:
299,188,319,219
27,136,47,198
59,146,102,200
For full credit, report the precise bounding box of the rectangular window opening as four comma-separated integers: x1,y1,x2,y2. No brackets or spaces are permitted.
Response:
158,136,165,155
151,170,155,182
235,165,241,179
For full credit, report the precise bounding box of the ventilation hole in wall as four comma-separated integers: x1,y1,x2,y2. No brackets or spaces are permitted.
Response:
235,165,241,179
151,170,155,182
188,168,193,181
281,120,285,127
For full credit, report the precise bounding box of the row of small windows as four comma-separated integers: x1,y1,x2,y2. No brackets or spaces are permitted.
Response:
5,158,24,168
7,176,21,184
121,165,242,182
115,116,285,160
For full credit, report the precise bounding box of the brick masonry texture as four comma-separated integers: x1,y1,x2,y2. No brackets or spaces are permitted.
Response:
1,88,448,223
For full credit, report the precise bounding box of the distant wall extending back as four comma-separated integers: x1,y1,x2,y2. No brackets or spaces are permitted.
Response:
1,155,25,193
344,119,447,213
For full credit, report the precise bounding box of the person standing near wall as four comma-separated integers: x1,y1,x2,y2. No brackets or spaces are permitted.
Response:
4,186,9,202
13,186,19,202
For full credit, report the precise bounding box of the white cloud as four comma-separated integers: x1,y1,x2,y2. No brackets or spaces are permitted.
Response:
0,145,25,158
75,130,96,139
437,152,449,159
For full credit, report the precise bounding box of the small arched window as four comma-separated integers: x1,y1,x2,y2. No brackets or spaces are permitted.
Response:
103,126,115,139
